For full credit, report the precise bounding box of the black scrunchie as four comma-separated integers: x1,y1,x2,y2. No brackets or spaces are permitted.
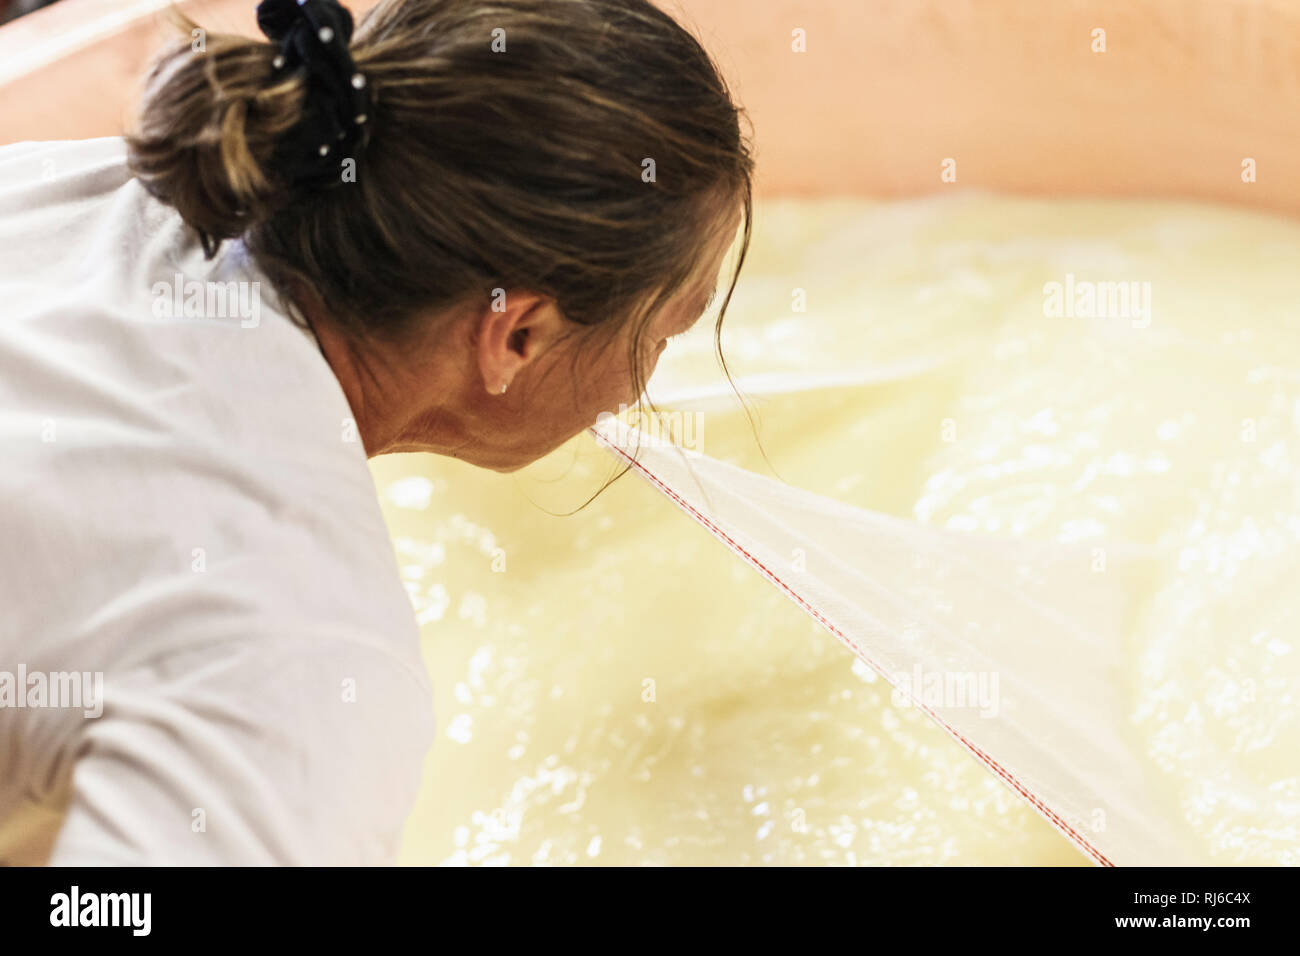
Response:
257,0,371,185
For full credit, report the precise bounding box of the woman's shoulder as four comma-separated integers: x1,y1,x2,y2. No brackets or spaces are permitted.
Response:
0,139,423,681
0,136,130,210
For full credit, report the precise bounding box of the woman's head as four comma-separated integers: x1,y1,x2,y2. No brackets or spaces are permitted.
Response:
128,0,753,469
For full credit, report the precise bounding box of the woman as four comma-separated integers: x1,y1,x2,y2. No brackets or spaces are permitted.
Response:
0,0,751,864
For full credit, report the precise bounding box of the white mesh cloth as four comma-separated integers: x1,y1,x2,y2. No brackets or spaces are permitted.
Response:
592,417,1195,866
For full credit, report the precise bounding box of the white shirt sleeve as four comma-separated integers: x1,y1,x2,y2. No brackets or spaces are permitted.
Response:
45,632,435,866
0,138,436,865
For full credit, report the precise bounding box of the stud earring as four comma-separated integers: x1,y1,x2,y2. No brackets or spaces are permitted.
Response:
499,382,509,395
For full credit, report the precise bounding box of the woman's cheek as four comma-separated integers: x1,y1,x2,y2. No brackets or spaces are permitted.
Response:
573,334,664,422
641,337,668,378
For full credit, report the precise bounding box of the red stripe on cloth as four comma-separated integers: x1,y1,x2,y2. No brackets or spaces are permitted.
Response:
597,434,1114,867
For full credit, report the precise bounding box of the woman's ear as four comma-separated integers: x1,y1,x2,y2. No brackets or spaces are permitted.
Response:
474,291,569,396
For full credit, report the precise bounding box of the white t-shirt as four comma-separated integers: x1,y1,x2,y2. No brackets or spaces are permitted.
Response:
0,138,435,865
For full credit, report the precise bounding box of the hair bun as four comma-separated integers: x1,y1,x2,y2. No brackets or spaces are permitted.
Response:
127,22,310,253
